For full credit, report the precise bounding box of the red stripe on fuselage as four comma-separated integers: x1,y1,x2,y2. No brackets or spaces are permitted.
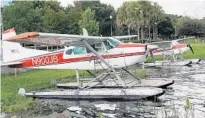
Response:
16,51,145,68
11,42,146,68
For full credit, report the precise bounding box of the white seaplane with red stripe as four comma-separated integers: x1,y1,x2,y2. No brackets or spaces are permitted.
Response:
146,38,200,66
2,28,157,70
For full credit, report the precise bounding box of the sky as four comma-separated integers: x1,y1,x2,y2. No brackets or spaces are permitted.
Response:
1,0,205,19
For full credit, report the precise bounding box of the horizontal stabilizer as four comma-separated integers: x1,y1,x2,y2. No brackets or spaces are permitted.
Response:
1,61,23,68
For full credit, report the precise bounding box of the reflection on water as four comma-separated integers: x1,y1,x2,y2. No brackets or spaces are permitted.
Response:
40,60,205,118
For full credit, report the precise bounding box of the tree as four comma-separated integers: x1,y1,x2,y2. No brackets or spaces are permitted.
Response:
74,1,116,36
2,1,64,33
178,19,205,37
116,1,164,40
78,8,99,35
150,2,164,40
2,1,82,34
157,16,175,39
2,1,44,33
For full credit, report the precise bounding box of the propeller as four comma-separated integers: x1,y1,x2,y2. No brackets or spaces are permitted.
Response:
187,44,194,54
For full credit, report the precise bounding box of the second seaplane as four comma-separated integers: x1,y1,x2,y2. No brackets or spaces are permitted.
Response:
2,28,173,100
145,38,201,67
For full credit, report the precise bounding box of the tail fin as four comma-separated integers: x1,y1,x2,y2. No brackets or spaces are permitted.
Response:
1,27,17,62
1,28,48,62
2,27,16,40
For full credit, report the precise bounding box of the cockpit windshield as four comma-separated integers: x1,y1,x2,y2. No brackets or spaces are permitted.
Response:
107,38,121,47
103,38,121,50
65,38,121,55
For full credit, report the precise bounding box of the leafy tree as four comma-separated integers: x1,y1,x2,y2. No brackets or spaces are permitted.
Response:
116,1,164,40
78,8,99,35
2,1,64,33
2,1,82,34
157,16,175,39
150,2,164,40
74,1,115,36
2,1,43,33
178,19,205,37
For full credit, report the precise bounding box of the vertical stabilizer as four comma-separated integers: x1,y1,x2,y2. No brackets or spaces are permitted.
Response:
2,28,48,62
2,27,16,40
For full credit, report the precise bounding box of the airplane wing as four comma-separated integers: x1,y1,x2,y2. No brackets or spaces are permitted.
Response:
4,28,138,46
4,32,109,46
113,35,138,40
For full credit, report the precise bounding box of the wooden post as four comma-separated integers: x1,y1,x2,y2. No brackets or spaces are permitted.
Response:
15,68,19,77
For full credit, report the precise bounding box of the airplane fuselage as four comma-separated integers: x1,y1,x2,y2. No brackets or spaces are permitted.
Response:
151,42,190,56
10,43,147,70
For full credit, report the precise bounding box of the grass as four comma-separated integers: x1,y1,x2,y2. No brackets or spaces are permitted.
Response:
1,69,87,112
135,69,149,79
146,39,205,62
182,39,205,59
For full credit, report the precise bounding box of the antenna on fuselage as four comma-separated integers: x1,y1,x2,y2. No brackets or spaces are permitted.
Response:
82,28,89,36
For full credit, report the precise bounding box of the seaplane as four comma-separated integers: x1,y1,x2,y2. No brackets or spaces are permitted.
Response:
145,38,200,67
1,28,172,100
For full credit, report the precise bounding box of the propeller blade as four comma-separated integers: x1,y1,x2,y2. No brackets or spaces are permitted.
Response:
187,44,194,54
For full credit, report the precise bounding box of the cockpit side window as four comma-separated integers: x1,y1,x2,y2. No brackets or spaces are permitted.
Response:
73,47,86,55
65,47,86,55
87,43,105,53
65,49,73,55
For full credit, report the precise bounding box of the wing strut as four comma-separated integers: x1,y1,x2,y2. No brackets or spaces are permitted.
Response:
82,40,125,88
